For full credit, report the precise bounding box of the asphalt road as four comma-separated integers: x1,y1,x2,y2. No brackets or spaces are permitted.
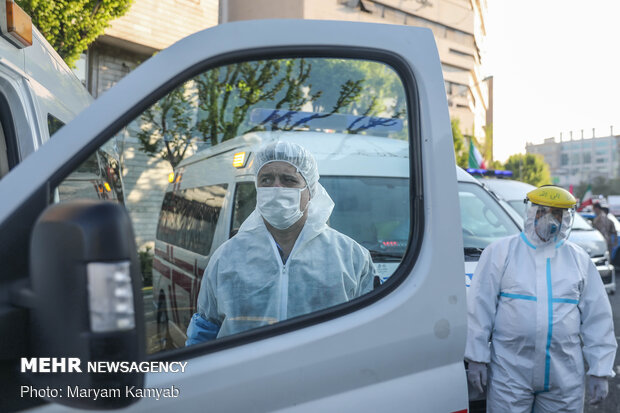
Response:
585,289,620,412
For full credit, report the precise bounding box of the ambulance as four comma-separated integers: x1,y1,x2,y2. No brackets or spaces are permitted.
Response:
152,123,521,349
0,19,485,412
0,1,93,181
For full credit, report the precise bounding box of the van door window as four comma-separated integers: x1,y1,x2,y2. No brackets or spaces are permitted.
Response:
157,184,228,255
230,182,256,237
47,114,65,137
53,56,412,354
57,149,123,203
321,176,409,282
0,124,8,179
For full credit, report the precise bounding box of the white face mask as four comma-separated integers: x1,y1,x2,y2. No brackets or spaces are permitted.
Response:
256,186,308,230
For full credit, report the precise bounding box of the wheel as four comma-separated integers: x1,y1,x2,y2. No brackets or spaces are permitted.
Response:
156,295,173,351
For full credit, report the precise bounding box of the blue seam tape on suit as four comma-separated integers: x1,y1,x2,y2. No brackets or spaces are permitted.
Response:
520,232,537,249
500,292,537,301
544,258,553,391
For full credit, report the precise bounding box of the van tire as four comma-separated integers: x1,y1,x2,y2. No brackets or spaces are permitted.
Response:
156,294,173,351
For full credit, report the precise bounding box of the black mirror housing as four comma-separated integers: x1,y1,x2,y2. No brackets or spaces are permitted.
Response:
27,200,145,409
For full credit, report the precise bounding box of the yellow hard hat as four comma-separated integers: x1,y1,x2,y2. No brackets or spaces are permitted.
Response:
526,185,577,209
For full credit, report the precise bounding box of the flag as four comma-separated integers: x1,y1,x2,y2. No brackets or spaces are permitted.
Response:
569,184,574,194
468,139,485,169
577,184,593,212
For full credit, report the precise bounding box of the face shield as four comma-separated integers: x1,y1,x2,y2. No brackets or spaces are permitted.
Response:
524,202,575,245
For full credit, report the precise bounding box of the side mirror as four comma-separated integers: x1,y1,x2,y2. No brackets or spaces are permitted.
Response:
26,200,145,409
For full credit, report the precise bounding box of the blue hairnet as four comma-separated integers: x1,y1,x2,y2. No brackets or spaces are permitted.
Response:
253,141,319,196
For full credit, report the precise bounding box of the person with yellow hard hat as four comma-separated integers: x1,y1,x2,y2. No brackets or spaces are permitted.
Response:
465,185,616,412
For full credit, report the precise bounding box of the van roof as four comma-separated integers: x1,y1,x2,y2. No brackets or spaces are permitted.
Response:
24,28,93,118
179,131,409,177
480,178,535,201
180,131,486,183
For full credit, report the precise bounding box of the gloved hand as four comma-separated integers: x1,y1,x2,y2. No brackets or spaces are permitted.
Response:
467,361,487,394
587,375,609,405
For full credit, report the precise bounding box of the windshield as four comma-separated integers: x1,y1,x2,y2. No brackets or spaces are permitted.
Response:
459,182,520,256
508,199,527,218
320,176,409,262
572,212,593,230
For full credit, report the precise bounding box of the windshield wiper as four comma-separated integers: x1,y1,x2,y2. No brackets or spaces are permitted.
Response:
368,250,403,262
464,247,484,257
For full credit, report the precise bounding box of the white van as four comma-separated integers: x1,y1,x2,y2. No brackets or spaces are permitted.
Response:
153,131,522,349
0,1,92,180
1,20,477,412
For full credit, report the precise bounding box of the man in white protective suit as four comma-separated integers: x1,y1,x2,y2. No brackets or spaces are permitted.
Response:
465,185,616,412
186,141,376,343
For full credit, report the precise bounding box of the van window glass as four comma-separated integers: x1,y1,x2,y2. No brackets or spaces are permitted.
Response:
231,182,256,236
0,125,8,179
459,182,520,258
156,184,228,255
47,114,65,137
54,56,411,355
57,149,123,203
321,176,409,282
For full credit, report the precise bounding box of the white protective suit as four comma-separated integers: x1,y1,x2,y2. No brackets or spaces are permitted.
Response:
466,211,617,412
189,141,376,340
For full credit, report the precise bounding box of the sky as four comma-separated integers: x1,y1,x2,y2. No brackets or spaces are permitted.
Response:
487,0,620,163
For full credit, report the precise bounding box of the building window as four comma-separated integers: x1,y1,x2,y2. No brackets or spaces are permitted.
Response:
441,63,468,73
561,153,568,166
571,153,580,164
449,48,475,60
583,153,591,163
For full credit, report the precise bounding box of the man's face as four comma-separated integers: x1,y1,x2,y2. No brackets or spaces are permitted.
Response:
257,161,310,211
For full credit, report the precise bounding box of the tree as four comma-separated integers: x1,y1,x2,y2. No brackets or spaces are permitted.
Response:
483,124,493,164
17,0,133,67
574,177,620,200
452,118,468,168
504,153,552,187
137,58,406,168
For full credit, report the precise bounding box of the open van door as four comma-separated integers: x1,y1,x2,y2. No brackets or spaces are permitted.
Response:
0,20,467,412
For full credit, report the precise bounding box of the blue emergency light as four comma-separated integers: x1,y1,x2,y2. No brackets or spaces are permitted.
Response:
466,168,513,178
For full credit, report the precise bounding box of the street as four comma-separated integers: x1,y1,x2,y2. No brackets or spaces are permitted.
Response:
585,290,620,412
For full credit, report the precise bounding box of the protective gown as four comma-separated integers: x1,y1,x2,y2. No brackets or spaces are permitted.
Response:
465,230,616,412
187,182,375,342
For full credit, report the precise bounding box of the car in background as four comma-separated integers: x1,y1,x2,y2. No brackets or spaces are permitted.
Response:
458,172,521,289
481,178,616,294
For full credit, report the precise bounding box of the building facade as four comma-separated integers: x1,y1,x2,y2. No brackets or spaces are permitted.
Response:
526,131,620,187
82,0,220,249
224,0,492,151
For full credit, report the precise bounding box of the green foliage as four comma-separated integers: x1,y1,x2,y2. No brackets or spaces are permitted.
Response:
485,159,504,170
574,177,620,199
137,58,407,168
452,118,468,168
504,153,552,187
17,0,133,67
483,124,493,163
